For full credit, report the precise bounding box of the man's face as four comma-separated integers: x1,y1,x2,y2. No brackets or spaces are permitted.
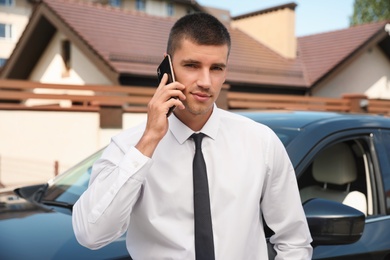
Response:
171,39,228,118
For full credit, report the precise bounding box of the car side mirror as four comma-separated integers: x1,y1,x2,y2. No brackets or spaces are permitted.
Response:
303,198,365,246
14,183,47,200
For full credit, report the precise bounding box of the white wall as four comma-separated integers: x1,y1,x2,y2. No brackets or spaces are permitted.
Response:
27,31,114,106
30,31,112,85
145,0,189,18
312,46,390,98
0,110,146,188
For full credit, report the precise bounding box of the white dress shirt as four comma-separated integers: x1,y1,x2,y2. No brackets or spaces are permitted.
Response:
73,106,312,260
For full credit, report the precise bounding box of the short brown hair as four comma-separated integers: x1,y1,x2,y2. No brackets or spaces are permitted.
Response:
167,12,231,57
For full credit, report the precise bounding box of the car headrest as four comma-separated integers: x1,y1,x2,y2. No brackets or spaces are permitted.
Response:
313,143,357,185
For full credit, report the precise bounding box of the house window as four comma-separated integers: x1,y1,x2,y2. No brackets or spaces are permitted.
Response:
61,40,71,76
136,0,145,11
0,58,7,67
0,23,12,39
109,0,121,8
0,0,14,6
167,2,174,16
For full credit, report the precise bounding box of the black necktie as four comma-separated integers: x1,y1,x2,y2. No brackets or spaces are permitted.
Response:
191,133,215,260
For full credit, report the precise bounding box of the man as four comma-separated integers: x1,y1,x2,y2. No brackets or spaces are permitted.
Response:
73,12,312,259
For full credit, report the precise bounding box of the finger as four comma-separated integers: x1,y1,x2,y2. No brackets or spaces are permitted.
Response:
157,73,169,88
158,81,186,101
166,97,185,110
169,88,186,101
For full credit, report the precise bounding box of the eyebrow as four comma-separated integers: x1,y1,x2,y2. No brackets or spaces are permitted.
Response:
181,59,227,68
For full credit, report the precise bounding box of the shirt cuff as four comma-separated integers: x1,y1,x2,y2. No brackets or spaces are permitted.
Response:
118,146,151,182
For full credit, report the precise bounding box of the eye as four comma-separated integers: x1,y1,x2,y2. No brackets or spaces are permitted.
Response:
211,66,224,71
184,63,198,68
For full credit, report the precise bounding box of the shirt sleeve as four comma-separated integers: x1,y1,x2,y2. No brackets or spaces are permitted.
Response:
260,130,313,259
72,141,152,250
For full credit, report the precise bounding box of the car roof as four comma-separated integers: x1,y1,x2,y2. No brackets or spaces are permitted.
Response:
238,110,390,170
237,110,390,130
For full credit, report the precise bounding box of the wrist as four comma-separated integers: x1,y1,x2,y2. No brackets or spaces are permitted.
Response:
135,131,162,157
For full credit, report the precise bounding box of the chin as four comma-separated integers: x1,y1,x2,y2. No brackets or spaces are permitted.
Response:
186,104,213,116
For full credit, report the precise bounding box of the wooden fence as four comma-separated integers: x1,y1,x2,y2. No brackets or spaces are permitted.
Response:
364,99,390,115
0,79,154,112
1,79,390,115
227,92,351,112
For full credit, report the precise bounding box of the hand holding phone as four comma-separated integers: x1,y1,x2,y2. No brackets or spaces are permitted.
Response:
157,55,176,117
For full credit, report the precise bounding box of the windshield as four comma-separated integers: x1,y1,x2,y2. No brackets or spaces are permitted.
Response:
42,149,103,205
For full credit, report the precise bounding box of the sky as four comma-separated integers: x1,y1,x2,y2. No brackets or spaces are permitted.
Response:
196,0,355,37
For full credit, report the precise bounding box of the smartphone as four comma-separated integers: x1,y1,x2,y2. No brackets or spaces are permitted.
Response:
157,55,176,117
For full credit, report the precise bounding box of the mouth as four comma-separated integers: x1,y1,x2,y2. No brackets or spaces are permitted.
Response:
191,92,211,102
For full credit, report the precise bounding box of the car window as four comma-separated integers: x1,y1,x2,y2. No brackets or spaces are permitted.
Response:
43,149,103,205
377,131,390,215
298,138,374,216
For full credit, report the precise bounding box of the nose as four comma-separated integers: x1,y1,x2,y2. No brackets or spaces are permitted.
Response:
197,69,212,89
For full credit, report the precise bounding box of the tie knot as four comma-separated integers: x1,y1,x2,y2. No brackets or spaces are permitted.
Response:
191,133,205,150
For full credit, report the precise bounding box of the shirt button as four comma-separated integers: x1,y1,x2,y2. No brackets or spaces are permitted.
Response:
132,161,139,168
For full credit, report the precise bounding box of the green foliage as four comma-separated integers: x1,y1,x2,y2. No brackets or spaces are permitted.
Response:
350,0,390,25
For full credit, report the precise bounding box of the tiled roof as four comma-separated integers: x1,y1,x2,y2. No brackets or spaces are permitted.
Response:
232,2,297,20
298,20,389,85
45,0,175,74
228,29,304,86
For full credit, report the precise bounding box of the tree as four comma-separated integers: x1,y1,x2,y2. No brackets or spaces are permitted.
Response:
350,0,390,26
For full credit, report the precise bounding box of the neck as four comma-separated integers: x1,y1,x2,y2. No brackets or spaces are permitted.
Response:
174,109,213,132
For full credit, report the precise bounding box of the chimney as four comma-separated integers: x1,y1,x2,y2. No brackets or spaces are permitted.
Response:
231,3,297,59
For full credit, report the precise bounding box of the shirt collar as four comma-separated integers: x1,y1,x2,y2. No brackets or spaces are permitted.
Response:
169,104,220,144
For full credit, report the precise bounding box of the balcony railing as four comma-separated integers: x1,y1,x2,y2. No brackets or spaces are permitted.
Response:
1,79,390,115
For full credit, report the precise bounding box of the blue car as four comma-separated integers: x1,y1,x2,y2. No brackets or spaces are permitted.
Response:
1,111,390,259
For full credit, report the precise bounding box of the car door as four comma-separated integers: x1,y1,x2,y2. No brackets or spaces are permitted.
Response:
295,129,390,259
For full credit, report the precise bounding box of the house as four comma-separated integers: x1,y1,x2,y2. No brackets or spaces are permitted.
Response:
1,0,390,101
0,0,35,67
230,6,390,99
